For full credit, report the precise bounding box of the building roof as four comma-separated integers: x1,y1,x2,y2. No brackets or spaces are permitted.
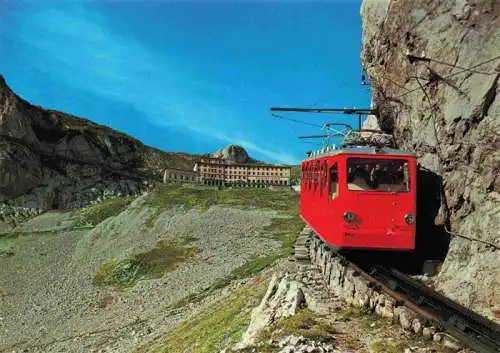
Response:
196,159,291,169
304,145,416,161
164,167,198,173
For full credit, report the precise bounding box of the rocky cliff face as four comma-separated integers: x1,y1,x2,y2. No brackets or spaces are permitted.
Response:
0,75,197,210
360,0,499,319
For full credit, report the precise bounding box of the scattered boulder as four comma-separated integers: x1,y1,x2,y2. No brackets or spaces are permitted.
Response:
234,273,306,349
275,335,342,353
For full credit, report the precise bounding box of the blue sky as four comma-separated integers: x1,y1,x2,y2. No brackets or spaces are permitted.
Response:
0,0,370,164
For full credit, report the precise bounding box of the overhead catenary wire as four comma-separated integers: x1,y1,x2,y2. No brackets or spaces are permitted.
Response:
271,113,345,150
443,224,499,250
271,113,324,128
271,55,500,250
281,114,322,148
300,140,321,146
351,55,500,250
311,80,352,107
372,70,413,92
408,54,499,75
393,54,500,100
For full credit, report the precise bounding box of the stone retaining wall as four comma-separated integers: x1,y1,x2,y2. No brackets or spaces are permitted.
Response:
305,227,463,351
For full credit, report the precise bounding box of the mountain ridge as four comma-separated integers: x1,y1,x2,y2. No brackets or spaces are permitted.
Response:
0,74,199,209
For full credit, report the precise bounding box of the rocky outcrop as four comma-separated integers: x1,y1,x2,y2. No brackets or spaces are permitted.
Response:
360,0,499,319
211,144,259,164
269,335,341,353
235,273,306,350
0,75,197,210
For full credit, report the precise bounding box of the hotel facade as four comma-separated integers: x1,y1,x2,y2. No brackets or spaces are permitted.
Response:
193,157,291,187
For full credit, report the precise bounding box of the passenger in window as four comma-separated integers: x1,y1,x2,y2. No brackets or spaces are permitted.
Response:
347,167,355,183
396,164,405,184
368,164,382,189
353,165,368,182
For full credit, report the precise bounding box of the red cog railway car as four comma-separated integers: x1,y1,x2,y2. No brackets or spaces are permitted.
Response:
300,145,417,251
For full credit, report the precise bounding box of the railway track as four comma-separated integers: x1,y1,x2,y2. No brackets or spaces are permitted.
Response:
291,226,500,353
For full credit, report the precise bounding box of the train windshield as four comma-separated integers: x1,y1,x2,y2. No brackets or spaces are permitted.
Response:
347,158,410,192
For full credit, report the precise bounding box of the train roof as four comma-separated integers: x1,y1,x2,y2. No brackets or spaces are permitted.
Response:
303,145,416,161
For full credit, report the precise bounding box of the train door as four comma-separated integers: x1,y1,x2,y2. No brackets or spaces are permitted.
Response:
329,161,339,200
299,162,308,220
326,158,343,245
316,158,328,234
299,162,304,218
300,161,314,222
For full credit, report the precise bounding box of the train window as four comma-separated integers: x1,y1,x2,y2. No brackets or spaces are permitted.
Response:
310,166,313,190
307,165,312,190
313,164,317,192
316,162,320,191
309,165,313,190
320,161,327,195
305,165,308,189
314,162,321,191
318,163,323,195
329,163,338,200
347,158,410,192
309,165,312,190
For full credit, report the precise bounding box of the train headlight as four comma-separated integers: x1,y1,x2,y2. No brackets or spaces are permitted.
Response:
405,214,415,224
343,211,355,223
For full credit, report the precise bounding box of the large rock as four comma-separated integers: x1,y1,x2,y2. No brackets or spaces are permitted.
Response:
211,144,257,164
235,273,306,350
360,0,499,319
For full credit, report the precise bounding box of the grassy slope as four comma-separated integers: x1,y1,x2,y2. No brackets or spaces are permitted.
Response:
129,185,302,353
73,197,134,227
149,184,302,300
73,185,300,292
139,274,271,353
58,184,302,352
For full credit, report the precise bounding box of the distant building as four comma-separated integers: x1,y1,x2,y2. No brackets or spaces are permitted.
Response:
193,157,225,184
193,157,291,187
163,167,199,184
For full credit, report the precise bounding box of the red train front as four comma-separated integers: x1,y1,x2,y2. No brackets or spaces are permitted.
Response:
300,146,417,251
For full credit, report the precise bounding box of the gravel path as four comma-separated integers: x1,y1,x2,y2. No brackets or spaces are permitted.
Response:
0,194,282,353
